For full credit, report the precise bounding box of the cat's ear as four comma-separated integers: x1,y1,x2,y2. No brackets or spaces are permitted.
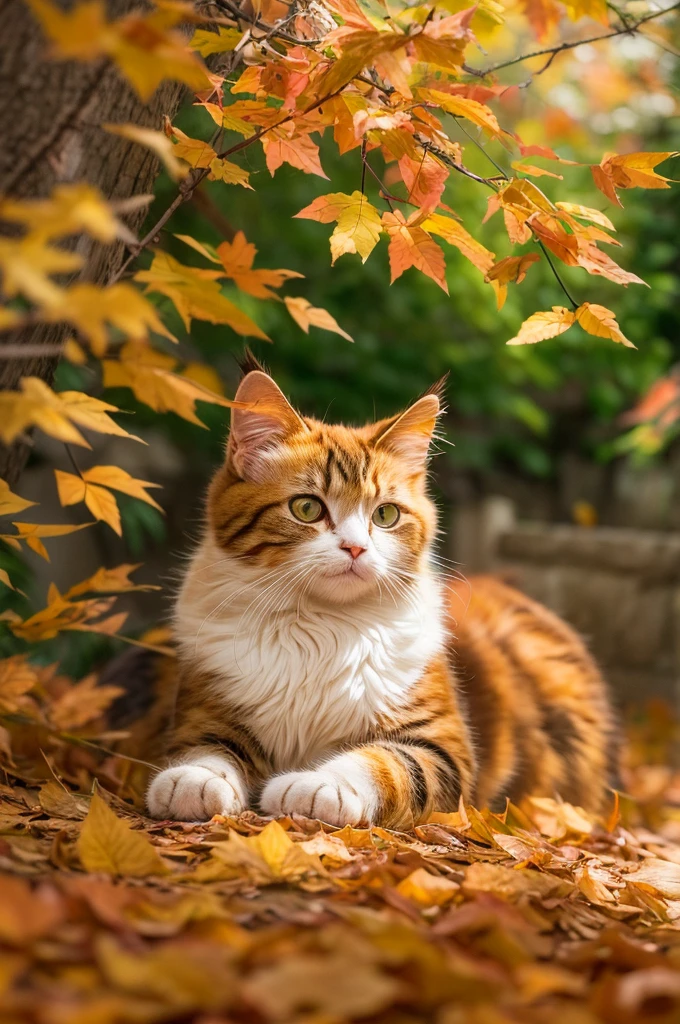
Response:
372,394,440,471
227,371,307,480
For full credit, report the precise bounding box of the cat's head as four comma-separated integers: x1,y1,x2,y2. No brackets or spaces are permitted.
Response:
207,368,443,604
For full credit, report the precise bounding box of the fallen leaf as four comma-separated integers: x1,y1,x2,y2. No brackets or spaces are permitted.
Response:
78,789,168,877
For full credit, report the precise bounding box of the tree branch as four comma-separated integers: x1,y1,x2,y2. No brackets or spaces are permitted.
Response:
466,1,680,77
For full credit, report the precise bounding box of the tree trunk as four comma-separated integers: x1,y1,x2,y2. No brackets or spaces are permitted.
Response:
0,0,187,486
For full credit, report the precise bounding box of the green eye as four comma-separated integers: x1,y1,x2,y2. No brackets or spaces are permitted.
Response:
372,503,400,528
290,496,325,523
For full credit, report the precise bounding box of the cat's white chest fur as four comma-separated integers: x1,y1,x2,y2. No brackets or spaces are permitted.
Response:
174,543,445,770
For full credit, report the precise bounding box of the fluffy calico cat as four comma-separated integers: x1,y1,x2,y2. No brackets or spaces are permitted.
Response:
144,367,618,828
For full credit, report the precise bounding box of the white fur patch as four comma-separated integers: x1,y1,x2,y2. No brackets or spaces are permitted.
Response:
260,753,380,826
174,540,446,774
147,754,246,821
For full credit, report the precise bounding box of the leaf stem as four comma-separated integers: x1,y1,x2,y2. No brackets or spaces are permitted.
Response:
536,239,578,310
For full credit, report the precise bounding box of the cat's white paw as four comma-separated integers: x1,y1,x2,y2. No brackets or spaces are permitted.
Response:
260,756,378,826
147,757,246,821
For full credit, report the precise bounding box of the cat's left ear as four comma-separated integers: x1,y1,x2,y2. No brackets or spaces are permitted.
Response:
372,393,441,471
226,371,307,480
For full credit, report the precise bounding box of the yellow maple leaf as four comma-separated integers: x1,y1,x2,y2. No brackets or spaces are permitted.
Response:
28,0,210,101
54,470,121,536
0,234,81,306
0,378,142,448
8,588,127,640
485,252,540,309
208,157,252,189
506,307,576,346
284,296,353,342
555,202,615,231
0,479,37,517
0,183,133,244
55,466,163,536
42,281,176,356
295,191,382,264
420,212,495,275
135,251,269,338
564,0,608,27
396,868,460,907
575,302,635,348
190,26,243,56
64,563,160,600
78,789,168,876
104,122,189,181
1,522,93,562
164,123,217,169
102,342,243,426
418,88,502,137
0,656,39,715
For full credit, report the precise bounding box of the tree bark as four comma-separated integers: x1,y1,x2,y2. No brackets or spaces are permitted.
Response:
0,0,187,486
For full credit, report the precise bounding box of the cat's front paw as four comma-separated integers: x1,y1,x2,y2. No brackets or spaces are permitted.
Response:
147,758,246,821
260,759,378,826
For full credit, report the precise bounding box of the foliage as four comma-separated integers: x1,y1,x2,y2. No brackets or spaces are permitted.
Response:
0,682,680,1022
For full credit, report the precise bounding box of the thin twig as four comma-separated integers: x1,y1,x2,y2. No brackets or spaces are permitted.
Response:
467,1,680,77
535,239,578,310
452,118,509,179
415,135,498,189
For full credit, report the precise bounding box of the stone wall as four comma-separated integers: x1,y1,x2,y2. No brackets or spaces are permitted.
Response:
493,522,680,707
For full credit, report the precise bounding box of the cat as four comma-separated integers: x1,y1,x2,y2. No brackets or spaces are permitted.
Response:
143,365,618,828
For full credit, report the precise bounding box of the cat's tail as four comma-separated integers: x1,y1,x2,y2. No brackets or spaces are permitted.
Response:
97,646,178,770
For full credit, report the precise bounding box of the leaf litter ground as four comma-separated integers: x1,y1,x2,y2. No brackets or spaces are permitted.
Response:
1,743,680,1023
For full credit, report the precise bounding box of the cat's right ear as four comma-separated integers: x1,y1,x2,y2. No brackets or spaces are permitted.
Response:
226,371,307,480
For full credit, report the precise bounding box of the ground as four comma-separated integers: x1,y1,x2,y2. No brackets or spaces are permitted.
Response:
1,726,680,1024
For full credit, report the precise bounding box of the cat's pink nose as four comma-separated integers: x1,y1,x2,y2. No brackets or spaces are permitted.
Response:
341,543,366,560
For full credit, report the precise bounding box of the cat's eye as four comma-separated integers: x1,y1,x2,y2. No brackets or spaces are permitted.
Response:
289,496,325,523
372,503,400,528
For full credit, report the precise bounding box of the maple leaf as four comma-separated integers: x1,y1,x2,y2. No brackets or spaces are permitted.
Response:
521,0,562,41
382,211,448,293
55,466,162,537
0,234,82,307
0,378,141,448
78,789,168,876
64,563,161,600
7,588,127,641
208,158,252,188
0,657,39,716
163,123,216,169
574,242,647,288
564,0,609,26
485,253,540,309
135,251,269,338
575,302,635,348
530,215,579,266
0,183,136,243
295,191,382,264
42,282,176,357
418,89,502,138
399,153,449,212
511,162,563,179
28,0,210,101
0,480,36,517
421,213,495,275
49,673,124,731
506,307,576,346
591,152,678,206
284,296,353,342
190,26,242,56
102,342,242,427
554,202,615,232
262,130,328,179
176,233,303,300
0,522,93,562
104,122,189,181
